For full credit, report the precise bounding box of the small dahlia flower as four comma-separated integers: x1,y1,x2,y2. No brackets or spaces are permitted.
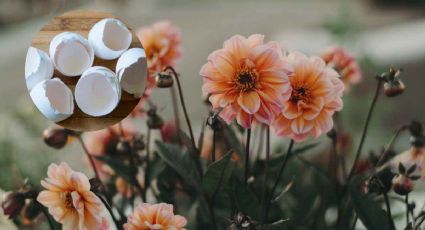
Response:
201,34,293,128
137,20,182,74
321,46,361,92
272,52,344,142
124,203,187,230
37,162,108,230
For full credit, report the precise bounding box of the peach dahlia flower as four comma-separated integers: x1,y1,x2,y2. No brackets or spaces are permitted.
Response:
321,46,361,92
200,34,293,128
137,20,182,74
272,52,344,142
37,162,107,230
124,203,187,230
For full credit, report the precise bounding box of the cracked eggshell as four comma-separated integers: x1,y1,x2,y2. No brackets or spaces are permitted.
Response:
49,32,94,76
88,18,132,60
75,66,121,117
25,47,54,91
116,48,148,96
30,78,74,122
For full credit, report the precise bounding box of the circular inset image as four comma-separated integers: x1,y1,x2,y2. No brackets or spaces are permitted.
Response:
25,10,148,131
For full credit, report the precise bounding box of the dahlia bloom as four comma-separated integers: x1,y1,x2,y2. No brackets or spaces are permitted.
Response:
124,203,187,230
200,34,293,128
272,52,344,142
321,46,361,92
137,20,182,74
37,162,108,230
391,147,425,178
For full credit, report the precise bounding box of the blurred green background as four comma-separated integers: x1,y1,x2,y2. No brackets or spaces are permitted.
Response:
0,0,424,228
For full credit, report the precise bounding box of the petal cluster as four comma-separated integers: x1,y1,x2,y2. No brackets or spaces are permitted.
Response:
321,46,361,92
200,34,293,128
272,52,344,142
124,203,187,230
37,162,108,230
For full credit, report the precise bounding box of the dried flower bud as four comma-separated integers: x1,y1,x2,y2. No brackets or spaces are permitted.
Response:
147,109,164,129
1,192,25,219
392,174,413,195
228,212,256,230
116,140,131,155
155,72,173,88
43,127,71,149
89,178,103,194
207,113,223,131
23,200,42,221
384,79,405,97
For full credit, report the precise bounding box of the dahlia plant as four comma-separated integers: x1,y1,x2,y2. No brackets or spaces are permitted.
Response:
3,20,425,230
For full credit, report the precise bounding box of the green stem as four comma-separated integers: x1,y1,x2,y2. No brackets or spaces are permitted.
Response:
261,126,270,222
212,128,216,162
244,129,252,183
264,139,295,222
383,192,396,230
97,193,123,230
406,194,409,226
142,128,151,202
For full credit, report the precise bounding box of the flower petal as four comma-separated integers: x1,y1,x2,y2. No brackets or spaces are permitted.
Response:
237,91,261,114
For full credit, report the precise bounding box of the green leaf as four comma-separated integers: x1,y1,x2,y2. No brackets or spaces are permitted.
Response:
202,152,232,199
222,125,244,157
349,176,391,230
231,178,261,221
155,141,201,191
95,155,138,186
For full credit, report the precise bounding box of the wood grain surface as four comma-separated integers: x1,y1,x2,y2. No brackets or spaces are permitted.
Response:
31,10,143,131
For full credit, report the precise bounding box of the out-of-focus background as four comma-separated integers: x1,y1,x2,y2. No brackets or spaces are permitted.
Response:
0,0,424,228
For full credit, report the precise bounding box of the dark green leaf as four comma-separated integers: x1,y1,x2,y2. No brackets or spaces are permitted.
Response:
407,164,416,175
222,125,244,157
398,163,406,174
197,119,206,152
155,141,201,191
258,219,288,230
349,176,391,230
231,178,260,221
95,155,138,186
202,152,232,199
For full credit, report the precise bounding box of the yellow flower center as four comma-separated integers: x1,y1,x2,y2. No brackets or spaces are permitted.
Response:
235,60,257,92
290,86,312,104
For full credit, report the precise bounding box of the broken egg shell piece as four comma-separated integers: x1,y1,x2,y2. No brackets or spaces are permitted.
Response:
116,48,148,96
25,47,54,91
75,66,121,117
49,32,94,77
88,18,132,60
30,78,74,122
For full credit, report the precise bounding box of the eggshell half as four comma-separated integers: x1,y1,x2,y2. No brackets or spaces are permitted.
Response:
49,32,94,76
25,47,54,91
116,48,148,96
30,78,74,122
75,66,121,117
88,18,132,60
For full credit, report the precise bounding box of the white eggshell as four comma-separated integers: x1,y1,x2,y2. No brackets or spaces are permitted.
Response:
30,78,74,122
88,18,132,60
49,32,94,77
116,48,148,96
75,66,121,117
25,47,54,91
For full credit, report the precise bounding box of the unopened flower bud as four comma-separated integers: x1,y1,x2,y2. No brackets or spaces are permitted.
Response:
155,72,173,88
116,140,131,155
1,192,25,219
384,79,405,97
43,128,73,149
392,174,413,195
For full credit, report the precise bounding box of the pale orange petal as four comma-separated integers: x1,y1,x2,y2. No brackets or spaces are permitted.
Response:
237,91,261,114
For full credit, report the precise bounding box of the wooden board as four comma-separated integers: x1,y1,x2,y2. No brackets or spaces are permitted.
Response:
31,10,142,131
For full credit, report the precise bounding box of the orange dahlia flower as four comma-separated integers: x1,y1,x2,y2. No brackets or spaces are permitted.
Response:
321,46,361,92
124,203,187,230
200,34,293,128
272,52,344,142
37,162,108,230
137,20,182,74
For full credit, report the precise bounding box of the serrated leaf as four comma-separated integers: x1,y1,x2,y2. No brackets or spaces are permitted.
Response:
202,152,232,199
155,141,201,191
95,155,138,186
349,176,392,230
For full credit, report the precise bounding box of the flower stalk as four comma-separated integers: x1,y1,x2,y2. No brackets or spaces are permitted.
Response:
244,129,252,184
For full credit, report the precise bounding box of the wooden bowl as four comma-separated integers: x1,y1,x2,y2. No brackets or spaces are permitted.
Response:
30,10,142,131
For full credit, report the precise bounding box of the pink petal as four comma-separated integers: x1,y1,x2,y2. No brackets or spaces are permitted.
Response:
247,34,264,48
223,35,248,60
237,91,261,114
